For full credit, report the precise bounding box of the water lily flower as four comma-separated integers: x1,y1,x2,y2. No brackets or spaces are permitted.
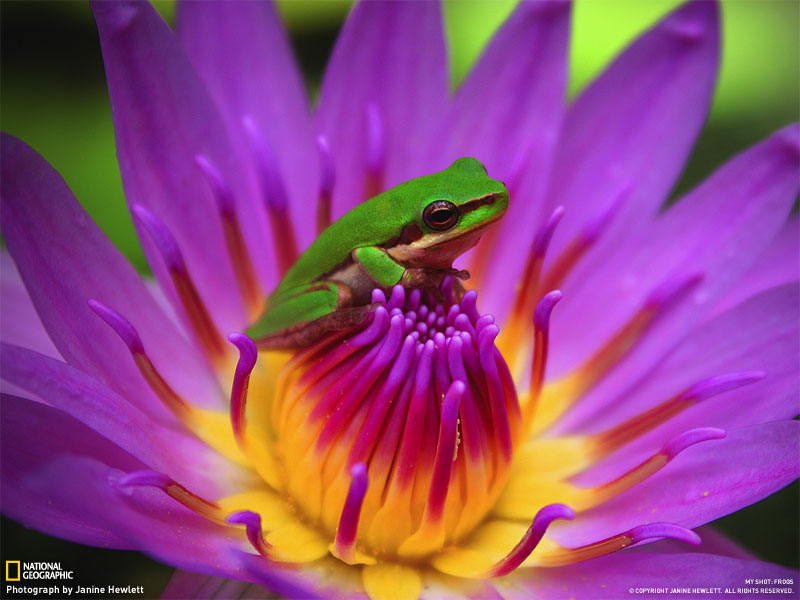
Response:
1,1,798,599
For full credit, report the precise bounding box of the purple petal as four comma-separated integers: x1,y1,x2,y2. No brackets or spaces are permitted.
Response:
431,0,568,178
712,217,799,316
550,421,799,547
2,395,250,578
540,0,720,276
548,125,800,395
177,0,318,256
559,284,798,442
635,525,755,560
438,0,570,313
0,344,255,498
501,552,797,599
0,252,60,359
0,135,220,421
315,0,448,216
1,393,142,548
92,0,251,330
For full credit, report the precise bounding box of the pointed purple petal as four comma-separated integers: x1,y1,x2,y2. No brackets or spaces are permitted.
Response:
712,217,799,316
177,0,317,254
0,344,255,498
2,395,250,578
548,125,800,392
0,252,60,359
92,0,253,328
0,135,220,421
559,284,798,442
440,1,570,314
541,0,720,271
552,421,799,547
1,393,143,547
315,0,448,215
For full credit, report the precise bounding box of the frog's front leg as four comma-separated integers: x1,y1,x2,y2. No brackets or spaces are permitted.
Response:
353,246,469,297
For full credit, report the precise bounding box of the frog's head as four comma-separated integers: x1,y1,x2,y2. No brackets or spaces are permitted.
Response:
387,157,509,269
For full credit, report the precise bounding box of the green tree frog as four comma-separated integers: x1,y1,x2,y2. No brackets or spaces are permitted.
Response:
247,157,508,348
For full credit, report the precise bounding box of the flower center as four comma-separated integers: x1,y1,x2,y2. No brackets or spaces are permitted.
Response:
269,282,522,561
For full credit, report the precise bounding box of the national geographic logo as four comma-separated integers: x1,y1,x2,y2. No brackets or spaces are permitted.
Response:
5,561,20,582
4,562,73,580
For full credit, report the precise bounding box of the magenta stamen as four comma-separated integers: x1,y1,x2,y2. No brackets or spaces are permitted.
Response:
242,115,298,274
307,321,392,425
426,311,438,328
458,332,483,383
387,285,405,310
117,469,171,490
371,289,387,305
475,314,495,332
627,522,702,546
131,204,227,365
678,371,766,402
533,290,563,333
195,154,262,317
369,344,421,479
660,427,726,460
364,103,385,198
347,306,390,347
88,299,190,416
131,204,185,273
314,316,405,449
316,135,335,235
408,288,422,310
486,504,575,578
422,381,464,522
332,463,369,563
430,331,451,401
533,206,566,259
528,290,563,411
227,511,273,558
348,336,416,466
595,372,761,454
503,206,564,354
194,154,235,217
479,325,513,461
536,185,627,297
446,304,461,326
228,333,258,447
115,469,223,523
393,340,435,489
460,290,480,324
88,299,144,354
448,338,490,468
454,313,477,341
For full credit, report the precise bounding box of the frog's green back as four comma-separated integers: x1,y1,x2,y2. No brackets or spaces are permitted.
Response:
272,157,505,298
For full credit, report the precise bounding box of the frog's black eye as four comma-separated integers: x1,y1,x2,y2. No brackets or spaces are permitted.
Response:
423,201,459,231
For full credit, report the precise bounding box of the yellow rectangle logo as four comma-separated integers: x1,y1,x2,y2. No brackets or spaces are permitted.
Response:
5,560,21,581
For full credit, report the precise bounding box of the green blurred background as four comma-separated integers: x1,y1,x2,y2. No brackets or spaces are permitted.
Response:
1,0,798,596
